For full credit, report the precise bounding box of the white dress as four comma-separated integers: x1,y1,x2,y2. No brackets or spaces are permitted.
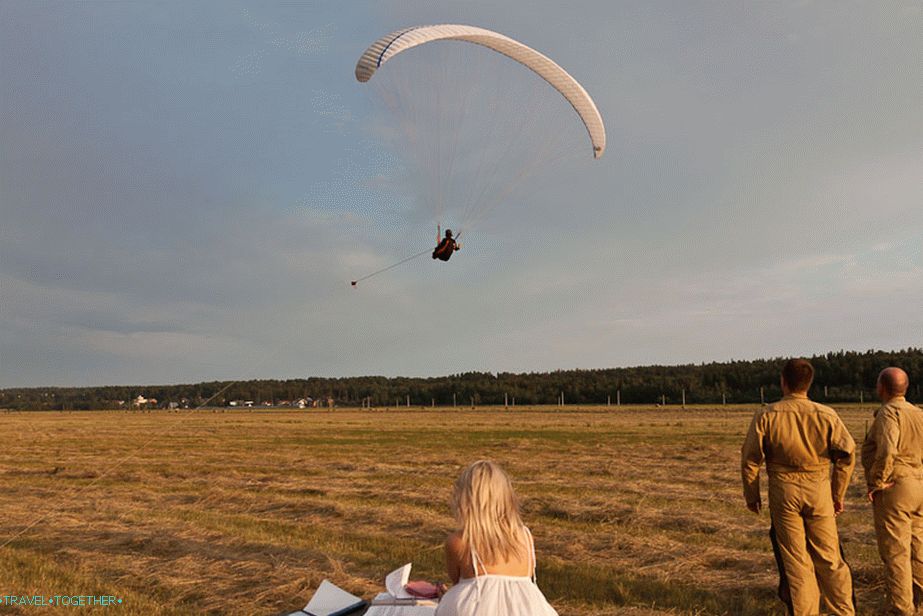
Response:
434,527,559,616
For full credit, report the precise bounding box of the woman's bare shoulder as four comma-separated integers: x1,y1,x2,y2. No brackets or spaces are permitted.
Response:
445,530,464,550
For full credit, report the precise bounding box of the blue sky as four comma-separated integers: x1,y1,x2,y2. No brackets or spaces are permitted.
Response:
1,1,921,387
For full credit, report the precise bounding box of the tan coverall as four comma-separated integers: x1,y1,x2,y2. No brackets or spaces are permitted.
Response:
861,396,923,615
742,393,856,616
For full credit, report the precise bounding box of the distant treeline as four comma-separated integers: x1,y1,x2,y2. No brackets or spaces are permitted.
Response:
2,349,921,411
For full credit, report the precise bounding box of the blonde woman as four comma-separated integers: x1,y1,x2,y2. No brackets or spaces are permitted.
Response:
435,460,558,616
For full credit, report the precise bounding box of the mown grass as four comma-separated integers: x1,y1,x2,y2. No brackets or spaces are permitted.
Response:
0,405,891,615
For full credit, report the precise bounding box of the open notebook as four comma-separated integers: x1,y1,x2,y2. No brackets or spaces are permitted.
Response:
287,580,367,616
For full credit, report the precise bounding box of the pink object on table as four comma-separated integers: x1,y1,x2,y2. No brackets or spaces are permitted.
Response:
404,580,440,599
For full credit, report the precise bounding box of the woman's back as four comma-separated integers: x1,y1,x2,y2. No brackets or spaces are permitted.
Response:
445,527,533,580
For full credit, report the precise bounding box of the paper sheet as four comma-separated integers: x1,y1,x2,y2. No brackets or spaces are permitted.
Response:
384,563,413,599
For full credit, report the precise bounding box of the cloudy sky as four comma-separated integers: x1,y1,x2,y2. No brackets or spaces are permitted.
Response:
1,1,921,387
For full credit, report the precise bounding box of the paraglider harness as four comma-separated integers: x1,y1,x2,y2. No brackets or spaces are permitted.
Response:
432,226,460,261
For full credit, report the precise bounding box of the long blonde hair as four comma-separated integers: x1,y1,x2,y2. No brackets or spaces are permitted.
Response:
451,460,525,565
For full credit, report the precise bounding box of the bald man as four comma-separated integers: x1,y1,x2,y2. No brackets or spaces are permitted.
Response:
742,358,856,616
861,367,923,616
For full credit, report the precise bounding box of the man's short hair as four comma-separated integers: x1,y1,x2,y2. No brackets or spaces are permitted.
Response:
782,358,814,392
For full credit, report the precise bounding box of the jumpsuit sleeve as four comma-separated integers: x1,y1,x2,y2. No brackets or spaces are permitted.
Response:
860,418,877,488
741,412,766,506
828,415,856,504
868,407,900,491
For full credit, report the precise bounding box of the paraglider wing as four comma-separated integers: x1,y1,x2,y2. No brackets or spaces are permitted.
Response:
355,24,606,159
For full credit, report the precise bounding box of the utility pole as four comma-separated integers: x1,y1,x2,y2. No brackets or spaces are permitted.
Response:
681,388,686,409
406,394,410,408
617,389,621,406
453,393,457,408
504,393,508,408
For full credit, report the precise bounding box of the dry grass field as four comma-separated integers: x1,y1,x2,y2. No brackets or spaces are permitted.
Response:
0,405,891,615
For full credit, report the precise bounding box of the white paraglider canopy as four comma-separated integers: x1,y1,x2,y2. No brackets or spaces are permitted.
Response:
356,24,606,159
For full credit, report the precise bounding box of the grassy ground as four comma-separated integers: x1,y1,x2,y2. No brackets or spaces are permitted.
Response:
0,405,890,615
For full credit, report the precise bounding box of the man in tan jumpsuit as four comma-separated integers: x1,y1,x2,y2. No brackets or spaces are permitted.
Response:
861,367,923,615
742,358,856,615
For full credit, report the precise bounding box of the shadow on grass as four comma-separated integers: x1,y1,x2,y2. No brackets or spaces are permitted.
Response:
540,560,786,616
